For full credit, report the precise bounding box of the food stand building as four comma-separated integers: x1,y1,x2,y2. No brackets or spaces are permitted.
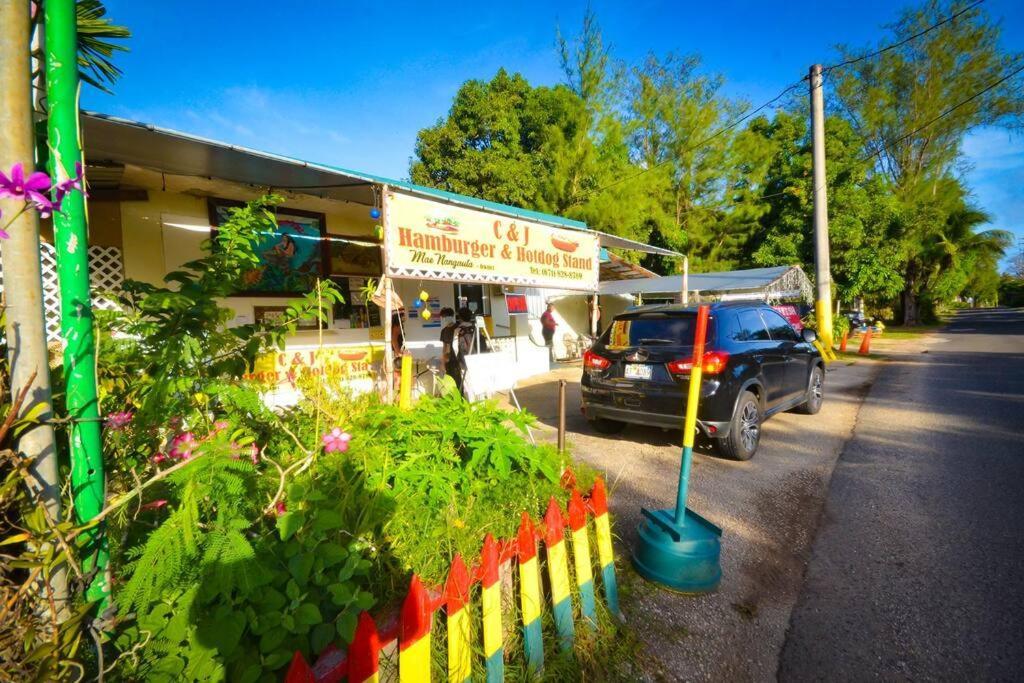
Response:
10,112,676,390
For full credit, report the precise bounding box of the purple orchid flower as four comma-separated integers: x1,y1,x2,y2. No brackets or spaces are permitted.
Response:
53,162,85,205
0,208,7,240
0,163,51,202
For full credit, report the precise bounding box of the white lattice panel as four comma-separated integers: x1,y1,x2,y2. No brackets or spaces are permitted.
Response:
0,242,124,341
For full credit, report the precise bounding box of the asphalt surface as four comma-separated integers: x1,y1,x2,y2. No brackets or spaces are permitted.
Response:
780,308,1024,680
510,354,883,680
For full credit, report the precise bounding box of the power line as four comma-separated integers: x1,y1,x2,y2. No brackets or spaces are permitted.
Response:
569,79,804,206
823,0,985,73
574,2,988,207
860,62,1024,163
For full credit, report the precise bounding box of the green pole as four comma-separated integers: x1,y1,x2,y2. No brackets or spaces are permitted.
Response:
44,0,108,604
673,304,709,526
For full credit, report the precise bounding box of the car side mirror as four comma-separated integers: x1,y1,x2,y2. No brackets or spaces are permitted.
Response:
802,328,818,344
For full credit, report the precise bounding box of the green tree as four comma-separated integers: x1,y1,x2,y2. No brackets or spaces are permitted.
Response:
745,111,904,305
627,53,749,271
410,69,578,209
829,0,1023,322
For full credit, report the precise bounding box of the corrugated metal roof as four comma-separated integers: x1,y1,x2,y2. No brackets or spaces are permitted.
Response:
600,265,795,296
81,112,682,258
82,111,588,231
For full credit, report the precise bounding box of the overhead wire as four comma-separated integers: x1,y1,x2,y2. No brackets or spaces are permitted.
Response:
822,0,985,73
858,62,1024,163
577,0,1005,216
568,78,805,206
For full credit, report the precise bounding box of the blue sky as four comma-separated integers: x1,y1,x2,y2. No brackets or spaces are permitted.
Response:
84,1,1024,268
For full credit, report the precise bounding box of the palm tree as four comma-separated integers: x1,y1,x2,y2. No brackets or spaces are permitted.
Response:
29,0,130,98
73,0,131,93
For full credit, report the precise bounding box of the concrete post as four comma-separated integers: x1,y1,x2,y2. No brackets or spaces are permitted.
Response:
809,64,833,348
0,0,66,615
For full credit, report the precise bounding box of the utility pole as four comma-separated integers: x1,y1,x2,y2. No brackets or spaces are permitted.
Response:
809,64,834,349
45,0,109,605
0,0,67,615
680,256,689,305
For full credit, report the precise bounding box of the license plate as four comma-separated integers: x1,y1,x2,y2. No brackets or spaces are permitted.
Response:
624,363,652,380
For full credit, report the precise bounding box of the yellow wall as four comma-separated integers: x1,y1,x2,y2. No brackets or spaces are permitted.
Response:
114,165,382,345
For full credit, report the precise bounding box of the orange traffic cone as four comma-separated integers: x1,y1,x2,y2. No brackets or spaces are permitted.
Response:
840,331,849,353
858,329,873,355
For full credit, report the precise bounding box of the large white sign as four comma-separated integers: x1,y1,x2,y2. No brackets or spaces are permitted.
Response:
385,191,600,291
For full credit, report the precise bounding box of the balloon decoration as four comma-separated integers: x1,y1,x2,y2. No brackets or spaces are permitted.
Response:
419,290,429,302
370,207,381,220
421,309,432,321
375,224,384,240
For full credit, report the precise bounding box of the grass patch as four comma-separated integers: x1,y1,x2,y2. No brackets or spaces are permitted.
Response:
873,324,943,340
834,350,888,362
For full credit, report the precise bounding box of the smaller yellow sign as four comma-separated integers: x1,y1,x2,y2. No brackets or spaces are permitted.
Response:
244,344,384,387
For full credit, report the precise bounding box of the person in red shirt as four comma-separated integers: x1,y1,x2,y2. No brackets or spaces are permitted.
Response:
540,302,557,351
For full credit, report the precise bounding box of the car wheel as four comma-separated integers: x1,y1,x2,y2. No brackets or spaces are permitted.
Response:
794,365,824,415
717,391,761,461
589,417,626,434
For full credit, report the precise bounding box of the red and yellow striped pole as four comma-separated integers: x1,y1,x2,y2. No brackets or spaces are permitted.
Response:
480,534,504,682
444,554,472,682
348,612,381,683
399,574,432,682
516,512,544,673
590,478,620,616
544,497,575,651
567,489,597,628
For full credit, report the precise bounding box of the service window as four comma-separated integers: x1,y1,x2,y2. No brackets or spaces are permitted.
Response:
455,284,490,315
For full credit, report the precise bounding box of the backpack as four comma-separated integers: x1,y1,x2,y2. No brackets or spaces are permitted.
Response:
455,323,476,357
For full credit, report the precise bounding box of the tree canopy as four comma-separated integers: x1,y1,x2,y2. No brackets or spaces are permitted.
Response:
409,1,1023,323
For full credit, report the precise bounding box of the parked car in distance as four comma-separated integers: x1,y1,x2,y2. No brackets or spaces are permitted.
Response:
580,301,824,460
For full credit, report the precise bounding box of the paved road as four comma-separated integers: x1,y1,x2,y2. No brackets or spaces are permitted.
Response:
780,308,1024,680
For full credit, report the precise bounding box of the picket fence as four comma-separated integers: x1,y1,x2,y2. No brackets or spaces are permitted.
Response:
285,477,620,682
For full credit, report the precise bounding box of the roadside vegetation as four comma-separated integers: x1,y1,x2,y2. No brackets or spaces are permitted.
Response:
0,197,628,680
411,2,1022,324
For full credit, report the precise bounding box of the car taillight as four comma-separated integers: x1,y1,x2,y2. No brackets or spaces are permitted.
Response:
701,351,729,374
667,350,730,376
583,349,611,371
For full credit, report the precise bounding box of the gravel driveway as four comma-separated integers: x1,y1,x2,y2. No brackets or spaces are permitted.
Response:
509,355,882,681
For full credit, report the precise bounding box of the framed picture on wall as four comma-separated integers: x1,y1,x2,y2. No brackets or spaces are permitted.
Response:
209,198,328,295
327,235,382,277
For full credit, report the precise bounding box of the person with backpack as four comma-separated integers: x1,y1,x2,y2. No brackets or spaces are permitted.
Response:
443,307,478,395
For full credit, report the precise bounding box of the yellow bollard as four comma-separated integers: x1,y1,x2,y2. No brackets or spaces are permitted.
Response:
399,352,413,410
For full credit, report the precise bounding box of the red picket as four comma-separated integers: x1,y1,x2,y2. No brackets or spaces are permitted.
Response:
399,574,432,650
347,611,381,683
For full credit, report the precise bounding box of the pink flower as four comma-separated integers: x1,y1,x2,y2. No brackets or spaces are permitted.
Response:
151,453,167,464
31,195,55,219
249,444,261,464
106,411,133,430
214,420,230,432
0,163,51,202
275,500,287,516
142,499,168,510
321,427,352,453
168,432,198,460
0,208,7,240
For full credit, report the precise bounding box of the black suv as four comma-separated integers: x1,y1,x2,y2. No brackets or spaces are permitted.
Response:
580,301,824,460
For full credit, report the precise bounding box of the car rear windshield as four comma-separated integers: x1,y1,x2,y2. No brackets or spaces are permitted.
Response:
604,314,711,349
